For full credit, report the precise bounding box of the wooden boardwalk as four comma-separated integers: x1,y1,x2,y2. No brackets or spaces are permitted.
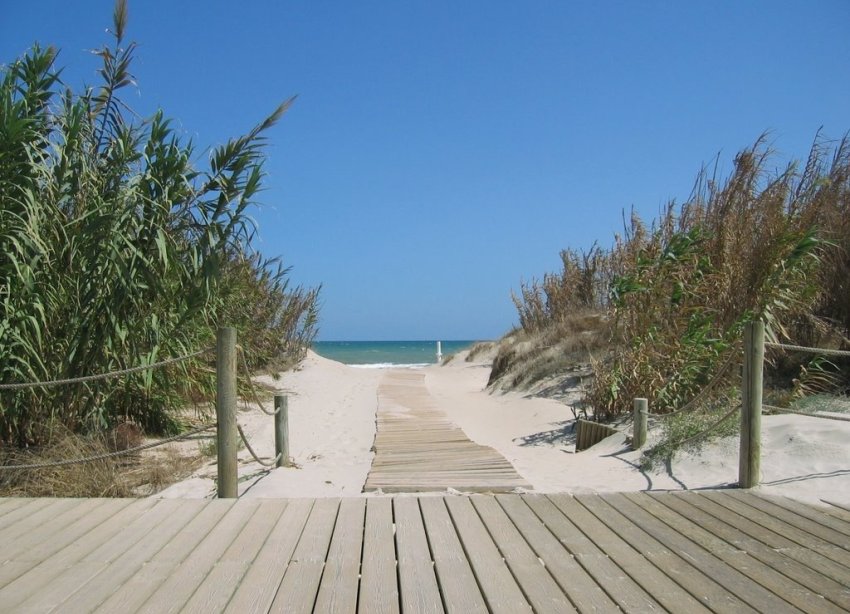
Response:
364,370,530,493
1,491,849,612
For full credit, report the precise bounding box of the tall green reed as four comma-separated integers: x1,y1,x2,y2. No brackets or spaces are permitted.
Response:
0,1,319,445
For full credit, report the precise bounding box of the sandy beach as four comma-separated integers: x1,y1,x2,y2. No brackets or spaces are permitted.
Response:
157,350,850,507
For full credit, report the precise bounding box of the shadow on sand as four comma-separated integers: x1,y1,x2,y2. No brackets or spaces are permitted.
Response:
514,420,576,448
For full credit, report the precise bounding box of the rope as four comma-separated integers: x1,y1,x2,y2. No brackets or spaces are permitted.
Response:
648,350,740,418
236,423,281,468
237,347,281,417
0,348,212,391
663,405,740,449
764,342,850,358
0,423,217,470
763,404,850,423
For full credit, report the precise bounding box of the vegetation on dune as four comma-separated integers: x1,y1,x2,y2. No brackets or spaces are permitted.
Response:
503,133,850,441
0,0,319,448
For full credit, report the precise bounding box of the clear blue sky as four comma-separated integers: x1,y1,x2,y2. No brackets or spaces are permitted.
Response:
3,2,848,341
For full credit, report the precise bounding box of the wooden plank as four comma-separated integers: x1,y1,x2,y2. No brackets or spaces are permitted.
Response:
0,499,134,593
705,492,850,569
532,494,676,613
0,498,36,525
13,497,202,612
1,497,127,567
470,495,575,612
5,491,849,614
182,500,288,613
751,494,850,538
567,493,752,612
0,498,157,610
679,490,850,588
654,492,850,611
496,495,620,612
0,498,54,532
224,498,314,614
357,497,399,614
595,493,802,613
419,497,487,614
40,500,204,612
444,496,531,613
366,371,531,493
268,497,340,613
550,495,728,611
725,490,850,547
0,497,81,545
822,500,850,520
313,498,366,614
135,499,262,613
52,499,207,612
394,496,444,613
625,492,833,613
94,499,235,613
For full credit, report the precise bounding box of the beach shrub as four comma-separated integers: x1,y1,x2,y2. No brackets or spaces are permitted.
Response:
639,401,740,470
0,1,319,446
507,134,849,420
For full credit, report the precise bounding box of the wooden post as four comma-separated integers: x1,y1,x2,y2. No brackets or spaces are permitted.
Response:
274,394,289,468
633,398,648,450
216,326,238,498
739,320,764,488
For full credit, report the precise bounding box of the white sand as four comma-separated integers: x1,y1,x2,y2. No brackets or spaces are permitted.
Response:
157,350,850,507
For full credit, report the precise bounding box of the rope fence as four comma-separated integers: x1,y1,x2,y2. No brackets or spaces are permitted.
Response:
762,404,850,423
237,346,282,417
665,405,740,450
1,329,291,499
764,341,850,358
236,423,282,468
631,325,849,490
0,423,216,471
216,328,291,497
0,347,212,390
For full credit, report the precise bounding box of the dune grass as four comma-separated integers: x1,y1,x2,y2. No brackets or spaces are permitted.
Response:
503,133,850,426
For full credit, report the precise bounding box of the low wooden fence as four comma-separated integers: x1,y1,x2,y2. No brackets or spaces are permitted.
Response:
575,419,620,451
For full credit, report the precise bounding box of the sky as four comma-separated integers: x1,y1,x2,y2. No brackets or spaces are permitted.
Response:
2,2,849,341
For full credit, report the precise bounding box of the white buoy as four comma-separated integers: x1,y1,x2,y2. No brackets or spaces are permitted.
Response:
436,341,443,364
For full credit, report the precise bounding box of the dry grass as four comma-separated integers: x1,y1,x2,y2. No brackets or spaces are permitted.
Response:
488,312,606,395
508,134,850,421
465,341,498,363
0,426,204,497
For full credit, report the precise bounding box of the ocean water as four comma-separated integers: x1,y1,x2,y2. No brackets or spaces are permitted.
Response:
313,340,479,368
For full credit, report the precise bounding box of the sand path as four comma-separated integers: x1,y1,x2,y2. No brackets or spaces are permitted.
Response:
364,370,530,492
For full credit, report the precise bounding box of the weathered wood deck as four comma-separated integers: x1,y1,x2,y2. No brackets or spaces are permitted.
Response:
1,490,849,612
365,370,531,493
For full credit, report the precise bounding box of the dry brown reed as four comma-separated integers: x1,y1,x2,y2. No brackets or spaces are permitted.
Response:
0,425,202,497
505,133,850,420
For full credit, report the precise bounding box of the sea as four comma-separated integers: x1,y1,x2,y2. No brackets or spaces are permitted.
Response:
312,340,479,368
